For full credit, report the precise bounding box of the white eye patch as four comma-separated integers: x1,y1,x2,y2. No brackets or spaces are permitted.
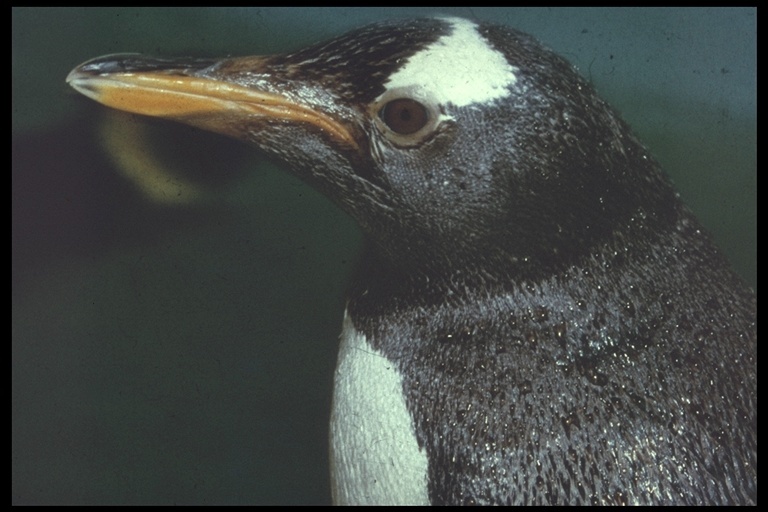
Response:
379,17,518,108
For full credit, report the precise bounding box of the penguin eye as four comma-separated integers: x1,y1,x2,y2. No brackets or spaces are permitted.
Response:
371,90,443,148
379,98,429,135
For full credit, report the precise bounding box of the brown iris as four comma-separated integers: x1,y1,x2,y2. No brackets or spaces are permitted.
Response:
379,98,429,135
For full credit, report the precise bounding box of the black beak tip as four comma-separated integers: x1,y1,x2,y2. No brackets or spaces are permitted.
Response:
67,53,223,85
67,53,144,83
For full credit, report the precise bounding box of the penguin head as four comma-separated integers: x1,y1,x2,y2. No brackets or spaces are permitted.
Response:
68,17,677,276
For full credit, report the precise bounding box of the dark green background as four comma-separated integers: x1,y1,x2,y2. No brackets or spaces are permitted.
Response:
13,7,756,505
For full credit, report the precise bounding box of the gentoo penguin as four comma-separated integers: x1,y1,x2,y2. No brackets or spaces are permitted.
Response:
67,17,756,505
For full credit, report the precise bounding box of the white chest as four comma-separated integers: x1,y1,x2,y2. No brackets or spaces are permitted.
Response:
329,311,430,505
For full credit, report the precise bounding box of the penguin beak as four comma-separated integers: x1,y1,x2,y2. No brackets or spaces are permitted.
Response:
66,53,359,151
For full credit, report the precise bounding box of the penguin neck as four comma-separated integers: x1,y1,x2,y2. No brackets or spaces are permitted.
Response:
347,202,721,337
354,218,661,299
356,152,684,288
